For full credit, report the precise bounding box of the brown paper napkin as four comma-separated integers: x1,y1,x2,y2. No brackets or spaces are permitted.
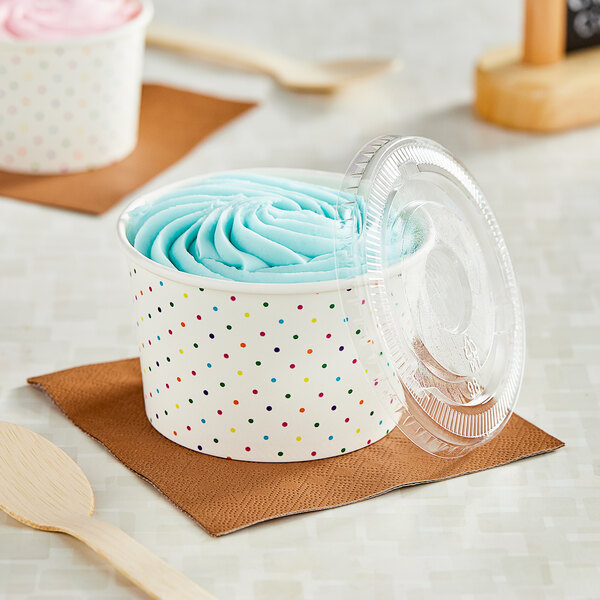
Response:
0,84,255,215
27,358,563,536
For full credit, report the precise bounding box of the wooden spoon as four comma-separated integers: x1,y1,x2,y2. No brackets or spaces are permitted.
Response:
0,421,216,600
146,23,401,93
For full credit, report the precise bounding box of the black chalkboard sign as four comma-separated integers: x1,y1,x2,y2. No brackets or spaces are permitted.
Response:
567,0,600,52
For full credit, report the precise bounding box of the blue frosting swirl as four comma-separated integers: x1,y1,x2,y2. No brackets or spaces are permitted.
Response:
126,173,423,283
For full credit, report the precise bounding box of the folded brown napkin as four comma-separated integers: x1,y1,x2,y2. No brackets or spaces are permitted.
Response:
28,358,563,536
0,84,255,215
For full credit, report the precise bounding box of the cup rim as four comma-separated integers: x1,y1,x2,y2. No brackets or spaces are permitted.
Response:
116,167,428,295
0,0,153,48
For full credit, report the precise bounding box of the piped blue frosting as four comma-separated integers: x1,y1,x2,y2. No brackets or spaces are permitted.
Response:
126,173,422,283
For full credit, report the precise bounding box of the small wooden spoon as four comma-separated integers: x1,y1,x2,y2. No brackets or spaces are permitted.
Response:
0,421,216,600
146,23,401,93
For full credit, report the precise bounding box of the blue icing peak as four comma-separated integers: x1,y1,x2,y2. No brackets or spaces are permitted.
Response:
126,173,423,283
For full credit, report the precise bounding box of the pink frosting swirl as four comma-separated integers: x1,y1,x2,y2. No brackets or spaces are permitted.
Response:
0,0,142,40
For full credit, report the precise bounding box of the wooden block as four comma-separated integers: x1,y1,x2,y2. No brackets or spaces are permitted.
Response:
475,44,600,132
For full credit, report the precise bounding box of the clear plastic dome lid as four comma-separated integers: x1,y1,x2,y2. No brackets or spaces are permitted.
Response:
335,136,525,458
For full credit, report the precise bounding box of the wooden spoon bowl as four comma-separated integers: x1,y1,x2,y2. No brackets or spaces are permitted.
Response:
0,421,216,600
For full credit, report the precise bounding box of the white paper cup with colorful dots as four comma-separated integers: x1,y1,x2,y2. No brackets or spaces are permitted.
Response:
118,169,400,462
118,136,527,462
0,0,153,174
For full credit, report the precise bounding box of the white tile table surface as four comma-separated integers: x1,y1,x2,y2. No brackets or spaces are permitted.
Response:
1,1,599,598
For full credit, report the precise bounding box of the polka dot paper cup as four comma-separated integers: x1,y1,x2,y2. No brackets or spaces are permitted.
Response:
118,169,399,462
119,136,527,462
0,0,153,174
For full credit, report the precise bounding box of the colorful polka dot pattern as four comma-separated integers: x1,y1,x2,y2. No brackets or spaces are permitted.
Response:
0,26,145,174
129,263,395,462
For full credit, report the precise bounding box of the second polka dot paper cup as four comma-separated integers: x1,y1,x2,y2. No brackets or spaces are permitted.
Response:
118,136,527,463
118,169,397,463
0,0,153,174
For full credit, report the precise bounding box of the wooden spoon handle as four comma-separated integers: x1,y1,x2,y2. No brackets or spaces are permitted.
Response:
146,22,293,78
65,516,217,600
